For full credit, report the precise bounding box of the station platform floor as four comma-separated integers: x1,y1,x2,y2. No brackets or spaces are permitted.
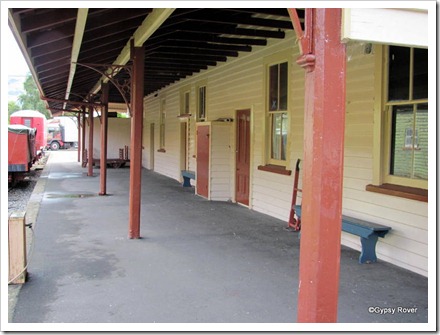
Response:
6,150,431,331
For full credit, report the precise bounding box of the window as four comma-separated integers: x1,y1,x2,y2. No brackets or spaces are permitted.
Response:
370,45,428,198
385,46,428,186
197,86,207,121
178,86,192,118
159,99,166,150
184,92,190,115
268,62,288,164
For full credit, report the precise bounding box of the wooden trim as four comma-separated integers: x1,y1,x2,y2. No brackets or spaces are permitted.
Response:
366,183,428,202
257,164,292,176
177,113,191,119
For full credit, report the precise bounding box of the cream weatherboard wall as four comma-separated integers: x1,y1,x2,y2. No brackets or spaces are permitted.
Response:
140,31,428,277
86,117,131,160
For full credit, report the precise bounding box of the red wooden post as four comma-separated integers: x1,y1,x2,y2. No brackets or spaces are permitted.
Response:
294,8,346,322
128,45,145,239
87,103,94,177
99,82,109,196
82,107,86,165
77,114,81,163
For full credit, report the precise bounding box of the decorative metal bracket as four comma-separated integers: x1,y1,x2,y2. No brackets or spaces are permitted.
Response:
288,8,315,72
75,62,132,115
68,92,104,123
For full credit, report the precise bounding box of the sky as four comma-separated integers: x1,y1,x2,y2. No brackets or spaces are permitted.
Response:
4,25,30,103
5,27,30,77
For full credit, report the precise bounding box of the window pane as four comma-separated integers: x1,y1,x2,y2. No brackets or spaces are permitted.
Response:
279,62,288,110
184,92,190,114
388,46,410,101
269,65,279,111
390,104,428,181
413,48,428,100
198,86,206,119
413,103,428,180
390,105,413,177
160,100,166,148
270,113,287,161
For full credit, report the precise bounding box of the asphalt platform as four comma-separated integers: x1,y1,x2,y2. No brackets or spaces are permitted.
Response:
7,150,431,331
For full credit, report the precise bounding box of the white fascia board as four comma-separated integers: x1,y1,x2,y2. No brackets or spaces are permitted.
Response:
342,8,428,48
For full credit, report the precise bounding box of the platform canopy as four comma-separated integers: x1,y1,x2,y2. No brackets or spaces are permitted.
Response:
8,8,298,113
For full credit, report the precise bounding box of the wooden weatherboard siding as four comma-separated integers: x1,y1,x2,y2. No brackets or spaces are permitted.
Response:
342,44,428,276
90,118,131,159
141,34,428,276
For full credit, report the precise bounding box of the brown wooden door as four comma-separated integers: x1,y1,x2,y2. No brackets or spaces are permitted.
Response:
236,109,251,205
196,125,210,198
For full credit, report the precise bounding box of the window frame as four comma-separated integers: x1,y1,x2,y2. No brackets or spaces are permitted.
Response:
265,58,290,168
372,45,428,192
159,98,166,150
179,85,192,117
196,81,207,121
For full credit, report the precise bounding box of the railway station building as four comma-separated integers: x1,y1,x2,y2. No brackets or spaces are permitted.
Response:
7,4,433,325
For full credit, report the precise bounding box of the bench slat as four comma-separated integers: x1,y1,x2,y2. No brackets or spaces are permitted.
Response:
181,170,195,179
342,215,391,231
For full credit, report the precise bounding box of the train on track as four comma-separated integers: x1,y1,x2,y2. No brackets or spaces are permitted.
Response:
8,110,47,184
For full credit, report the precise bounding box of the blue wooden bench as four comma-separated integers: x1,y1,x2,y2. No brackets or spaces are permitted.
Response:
181,170,195,187
295,205,391,264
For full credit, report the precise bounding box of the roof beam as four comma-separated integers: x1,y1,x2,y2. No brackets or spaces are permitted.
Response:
147,40,252,53
20,9,77,34
184,11,294,30
33,48,71,66
84,8,152,33
90,8,175,94
65,9,88,104
151,32,267,46
30,36,72,58
175,24,285,39
26,24,75,49
146,47,239,58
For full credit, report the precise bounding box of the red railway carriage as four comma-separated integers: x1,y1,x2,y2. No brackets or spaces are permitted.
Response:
9,110,47,154
8,125,37,183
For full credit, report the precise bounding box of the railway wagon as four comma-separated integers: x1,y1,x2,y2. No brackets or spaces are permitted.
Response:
8,124,37,183
10,110,47,155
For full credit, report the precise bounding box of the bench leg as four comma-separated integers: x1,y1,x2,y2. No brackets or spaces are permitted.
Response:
359,236,378,264
182,176,191,187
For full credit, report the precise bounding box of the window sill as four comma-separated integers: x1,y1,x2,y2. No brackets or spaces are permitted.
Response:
257,164,292,176
157,148,166,153
366,183,427,202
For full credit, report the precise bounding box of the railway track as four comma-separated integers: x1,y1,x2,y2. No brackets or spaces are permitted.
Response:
8,156,48,216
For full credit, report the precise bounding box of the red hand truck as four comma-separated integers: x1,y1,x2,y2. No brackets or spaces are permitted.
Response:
287,159,302,231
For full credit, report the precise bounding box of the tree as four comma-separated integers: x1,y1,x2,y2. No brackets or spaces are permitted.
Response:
17,73,51,119
8,100,21,123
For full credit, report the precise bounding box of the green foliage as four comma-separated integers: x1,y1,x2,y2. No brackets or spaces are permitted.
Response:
8,100,21,123
16,73,51,119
